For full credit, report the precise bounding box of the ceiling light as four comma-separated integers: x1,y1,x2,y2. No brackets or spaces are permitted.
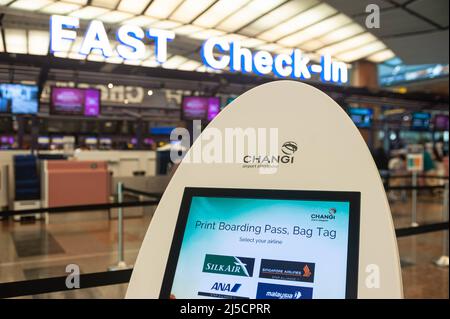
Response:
123,16,158,27
97,11,134,24
240,38,266,48
53,51,68,58
141,59,160,68
70,6,110,20
68,52,86,60
320,24,364,45
151,20,182,30
178,60,202,71
278,14,351,47
240,0,318,37
145,0,183,19
0,0,14,5
367,49,395,63
10,0,54,11
28,30,50,56
174,25,205,35
87,52,106,62
5,29,27,54
147,90,154,96
217,0,285,32
0,32,4,52
118,0,151,14
258,3,336,42
336,41,386,62
163,55,188,69
108,83,114,89
65,0,88,4
189,29,225,40
91,0,120,9
124,59,141,65
40,2,81,14
257,43,283,52
105,55,124,64
193,0,251,28
318,33,376,56
170,0,216,23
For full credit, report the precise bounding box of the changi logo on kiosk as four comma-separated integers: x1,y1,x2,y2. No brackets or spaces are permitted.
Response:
311,207,338,222
203,254,255,277
243,140,298,167
49,16,348,84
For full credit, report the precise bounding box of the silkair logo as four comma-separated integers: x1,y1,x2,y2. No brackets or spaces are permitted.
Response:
203,254,255,277
211,282,242,293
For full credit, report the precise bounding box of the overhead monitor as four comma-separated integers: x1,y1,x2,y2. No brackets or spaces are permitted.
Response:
50,87,101,116
434,115,449,131
0,83,39,114
411,112,431,131
160,188,360,299
348,107,373,128
182,96,220,121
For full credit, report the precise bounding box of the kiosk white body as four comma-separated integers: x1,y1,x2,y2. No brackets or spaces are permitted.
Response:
126,80,403,299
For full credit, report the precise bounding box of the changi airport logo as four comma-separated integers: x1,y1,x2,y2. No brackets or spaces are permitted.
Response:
242,140,298,168
256,283,313,300
311,207,337,222
281,141,298,155
203,254,255,277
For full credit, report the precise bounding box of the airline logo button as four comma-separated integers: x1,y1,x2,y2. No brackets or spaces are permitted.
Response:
256,283,313,299
203,254,255,277
259,259,315,283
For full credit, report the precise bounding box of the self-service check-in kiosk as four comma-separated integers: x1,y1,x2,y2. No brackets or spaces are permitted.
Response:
126,81,403,299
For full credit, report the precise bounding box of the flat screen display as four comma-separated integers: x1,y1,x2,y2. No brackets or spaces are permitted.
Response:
0,83,39,114
182,96,220,121
434,115,449,131
51,87,100,116
411,112,431,131
161,188,360,299
348,108,373,128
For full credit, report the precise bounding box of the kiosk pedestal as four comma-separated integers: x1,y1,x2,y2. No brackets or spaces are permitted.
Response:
126,81,403,299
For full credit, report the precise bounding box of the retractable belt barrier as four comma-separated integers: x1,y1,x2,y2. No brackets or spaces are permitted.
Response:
0,184,448,299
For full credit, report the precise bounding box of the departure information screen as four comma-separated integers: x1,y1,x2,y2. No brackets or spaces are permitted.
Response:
160,188,360,299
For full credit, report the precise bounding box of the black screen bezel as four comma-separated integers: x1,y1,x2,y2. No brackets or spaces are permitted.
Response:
159,187,361,299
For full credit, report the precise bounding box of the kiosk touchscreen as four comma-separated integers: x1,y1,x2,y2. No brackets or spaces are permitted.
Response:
160,188,360,299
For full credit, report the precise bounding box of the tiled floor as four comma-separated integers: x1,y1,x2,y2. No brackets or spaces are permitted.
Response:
0,193,448,299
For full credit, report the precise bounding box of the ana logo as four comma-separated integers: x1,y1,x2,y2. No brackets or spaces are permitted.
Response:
281,141,298,155
203,254,255,277
211,282,242,293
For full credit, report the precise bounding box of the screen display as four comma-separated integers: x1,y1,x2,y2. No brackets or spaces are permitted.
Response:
161,188,360,299
182,96,220,121
434,115,449,131
51,87,100,116
348,108,373,128
411,112,431,131
0,83,39,114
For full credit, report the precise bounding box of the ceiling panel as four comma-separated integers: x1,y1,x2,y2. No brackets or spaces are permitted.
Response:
407,0,449,28
384,30,449,64
353,8,436,38
323,0,393,16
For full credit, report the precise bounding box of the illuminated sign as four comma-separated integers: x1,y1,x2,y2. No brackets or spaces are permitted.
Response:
49,15,348,84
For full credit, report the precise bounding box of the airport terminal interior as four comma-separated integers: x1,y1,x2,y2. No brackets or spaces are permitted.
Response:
0,0,448,299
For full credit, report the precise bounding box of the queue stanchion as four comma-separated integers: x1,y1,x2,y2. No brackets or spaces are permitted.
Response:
109,182,132,271
411,172,419,227
434,181,449,267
